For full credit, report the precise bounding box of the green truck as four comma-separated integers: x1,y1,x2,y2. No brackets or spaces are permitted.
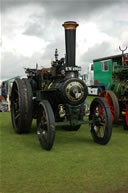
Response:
82,53,126,95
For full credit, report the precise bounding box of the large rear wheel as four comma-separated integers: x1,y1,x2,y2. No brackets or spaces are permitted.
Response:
11,78,33,133
89,97,112,145
37,100,55,150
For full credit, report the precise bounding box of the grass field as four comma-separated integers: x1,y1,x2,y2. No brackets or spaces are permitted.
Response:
0,96,128,193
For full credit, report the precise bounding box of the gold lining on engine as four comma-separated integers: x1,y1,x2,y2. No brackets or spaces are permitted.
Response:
66,81,84,102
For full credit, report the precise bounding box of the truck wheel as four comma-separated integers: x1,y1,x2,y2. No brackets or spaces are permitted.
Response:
89,97,112,145
123,105,128,130
37,100,55,150
100,90,120,122
11,78,33,133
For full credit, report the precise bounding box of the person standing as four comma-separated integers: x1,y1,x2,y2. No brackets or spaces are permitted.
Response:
2,83,7,100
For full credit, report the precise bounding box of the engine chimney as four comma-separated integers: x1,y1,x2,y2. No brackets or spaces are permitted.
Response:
63,21,79,67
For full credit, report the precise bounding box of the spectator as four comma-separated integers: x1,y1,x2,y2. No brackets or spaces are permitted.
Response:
2,83,7,100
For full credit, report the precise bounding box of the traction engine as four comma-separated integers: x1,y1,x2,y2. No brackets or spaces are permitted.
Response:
100,47,128,130
11,21,112,150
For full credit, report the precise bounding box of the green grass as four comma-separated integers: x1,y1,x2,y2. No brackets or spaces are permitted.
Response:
0,96,128,193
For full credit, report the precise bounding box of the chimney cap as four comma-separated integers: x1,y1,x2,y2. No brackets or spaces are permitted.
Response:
63,21,79,30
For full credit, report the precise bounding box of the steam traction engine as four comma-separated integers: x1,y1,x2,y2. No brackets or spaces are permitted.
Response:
100,48,128,130
11,21,112,150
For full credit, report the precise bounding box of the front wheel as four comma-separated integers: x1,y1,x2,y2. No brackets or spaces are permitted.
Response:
37,100,55,150
89,97,112,145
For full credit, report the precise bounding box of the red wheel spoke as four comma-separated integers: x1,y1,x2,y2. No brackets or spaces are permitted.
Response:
100,90,119,122
98,104,104,118
110,106,114,113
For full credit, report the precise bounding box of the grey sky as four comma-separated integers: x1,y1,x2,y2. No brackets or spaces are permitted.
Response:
1,0,128,81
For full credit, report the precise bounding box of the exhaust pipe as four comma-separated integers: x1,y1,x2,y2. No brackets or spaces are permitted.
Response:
63,21,79,68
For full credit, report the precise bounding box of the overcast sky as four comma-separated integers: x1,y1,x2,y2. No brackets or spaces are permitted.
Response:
1,0,128,81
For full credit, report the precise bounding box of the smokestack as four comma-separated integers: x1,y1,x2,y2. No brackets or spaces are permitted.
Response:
63,21,79,67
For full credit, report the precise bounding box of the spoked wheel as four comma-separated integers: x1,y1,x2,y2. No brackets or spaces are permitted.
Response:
11,78,33,133
89,97,112,145
123,105,128,130
37,100,55,150
100,90,120,122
